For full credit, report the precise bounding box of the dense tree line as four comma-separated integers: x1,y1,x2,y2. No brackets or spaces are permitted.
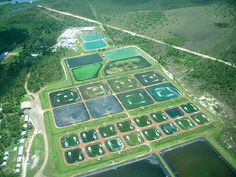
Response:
0,5,90,176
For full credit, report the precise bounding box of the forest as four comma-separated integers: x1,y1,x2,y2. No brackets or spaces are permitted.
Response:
0,5,89,176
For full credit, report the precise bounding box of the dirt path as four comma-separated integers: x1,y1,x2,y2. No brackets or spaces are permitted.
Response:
37,5,236,69
22,74,49,177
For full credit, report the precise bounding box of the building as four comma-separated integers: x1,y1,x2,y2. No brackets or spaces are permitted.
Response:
21,131,27,136
16,156,22,163
23,123,28,129
15,163,21,168
21,101,31,110
19,138,26,144
3,151,9,156
54,28,80,51
18,146,24,156
3,156,9,161
13,147,18,152
24,115,29,122
80,27,95,31
0,161,7,167
14,168,20,173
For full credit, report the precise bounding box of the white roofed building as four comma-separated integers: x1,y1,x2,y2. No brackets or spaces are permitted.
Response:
21,101,31,110
18,146,24,156
16,156,22,163
80,27,95,31
24,115,29,122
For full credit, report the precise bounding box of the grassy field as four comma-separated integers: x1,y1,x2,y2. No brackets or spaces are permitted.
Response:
39,0,236,64
26,134,45,177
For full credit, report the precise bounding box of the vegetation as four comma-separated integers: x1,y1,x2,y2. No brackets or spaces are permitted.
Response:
26,134,45,177
72,63,102,81
0,4,91,176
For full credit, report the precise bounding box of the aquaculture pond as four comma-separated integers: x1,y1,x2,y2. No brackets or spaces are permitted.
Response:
81,155,169,177
161,138,236,177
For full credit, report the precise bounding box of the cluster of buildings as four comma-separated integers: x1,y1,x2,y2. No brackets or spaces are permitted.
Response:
0,112,30,174
54,27,95,52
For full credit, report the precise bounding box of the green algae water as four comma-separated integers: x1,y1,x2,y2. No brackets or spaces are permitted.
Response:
161,138,236,177
81,155,169,177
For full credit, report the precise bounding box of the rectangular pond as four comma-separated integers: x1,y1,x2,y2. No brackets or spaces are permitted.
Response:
161,138,236,177
80,155,169,177
80,33,104,42
82,40,107,51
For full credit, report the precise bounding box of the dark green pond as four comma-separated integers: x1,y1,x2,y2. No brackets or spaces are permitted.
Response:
161,138,236,177
81,155,169,177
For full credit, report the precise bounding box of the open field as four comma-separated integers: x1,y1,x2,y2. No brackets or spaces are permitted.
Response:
26,134,45,177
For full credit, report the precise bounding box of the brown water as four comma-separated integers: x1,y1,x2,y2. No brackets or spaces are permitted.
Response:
80,155,169,177
161,138,236,177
